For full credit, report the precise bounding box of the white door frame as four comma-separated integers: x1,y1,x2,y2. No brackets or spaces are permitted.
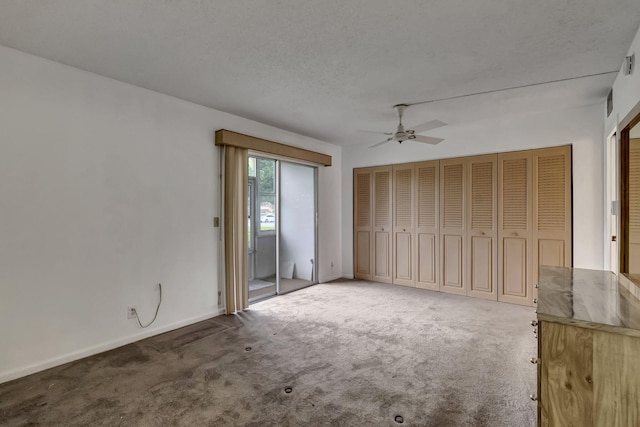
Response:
248,177,257,280
604,128,620,274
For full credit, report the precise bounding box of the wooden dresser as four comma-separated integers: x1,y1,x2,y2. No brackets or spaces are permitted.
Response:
534,267,640,426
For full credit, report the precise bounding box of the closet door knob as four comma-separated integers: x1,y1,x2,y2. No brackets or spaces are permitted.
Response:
530,394,538,401
530,357,538,364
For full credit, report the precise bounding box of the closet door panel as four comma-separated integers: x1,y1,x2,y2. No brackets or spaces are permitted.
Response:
355,231,371,277
354,169,373,280
416,161,439,290
440,159,466,295
498,152,533,306
443,235,463,287
373,166,393,283
467,155,498,300
393,164,415,286
395,232,412,281
374,231,391,278
503,237,528,297
539,239,565,268
533,146,572,286
418,233,437,285
470,236,492,292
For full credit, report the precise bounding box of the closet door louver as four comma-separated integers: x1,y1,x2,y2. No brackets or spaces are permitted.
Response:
416,161,439,290
373,166,393,284
467,155,498,300
498,151,533,305
354,168,373,280
629,139,640,274
440,158,467,295
533,146,572,286
393,164,416,286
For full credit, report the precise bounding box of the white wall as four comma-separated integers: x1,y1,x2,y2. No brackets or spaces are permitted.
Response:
280,162,316,281
605,24,640,134
342,104,605,277
0,45,342,383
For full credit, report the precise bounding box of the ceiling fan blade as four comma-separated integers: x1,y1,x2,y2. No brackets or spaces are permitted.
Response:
370,138,392,148
412,135,444,145
411,120,447,133
358,129,393,135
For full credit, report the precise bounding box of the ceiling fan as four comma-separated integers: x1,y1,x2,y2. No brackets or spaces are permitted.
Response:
361,104,446,148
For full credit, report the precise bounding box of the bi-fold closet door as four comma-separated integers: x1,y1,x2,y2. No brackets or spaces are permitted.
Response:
353,145,571,307
354,168,373,280
353,166,393,284
439,158,467,295
392,164,415,286
415,161,439,290
466,155,498,300
356,156,499,298
498,151,533,305
497,146,572,306
389,161,441,289
439,155,498,299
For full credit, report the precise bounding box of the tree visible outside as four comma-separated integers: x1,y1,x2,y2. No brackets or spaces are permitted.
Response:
257,159,275,193
252,158,276,232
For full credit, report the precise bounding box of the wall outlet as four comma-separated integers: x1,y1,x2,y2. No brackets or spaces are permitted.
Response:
127,306,136,319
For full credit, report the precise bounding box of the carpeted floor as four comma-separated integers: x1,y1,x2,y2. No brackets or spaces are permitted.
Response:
0,280,537,426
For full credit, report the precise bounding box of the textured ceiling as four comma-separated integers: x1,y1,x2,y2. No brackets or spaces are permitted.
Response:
0,1,639,145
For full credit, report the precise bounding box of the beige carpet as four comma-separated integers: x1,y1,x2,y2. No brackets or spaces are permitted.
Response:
249,277,314,302
0,280,537,426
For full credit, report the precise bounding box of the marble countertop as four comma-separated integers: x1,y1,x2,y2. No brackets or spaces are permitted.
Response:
537,267,640,336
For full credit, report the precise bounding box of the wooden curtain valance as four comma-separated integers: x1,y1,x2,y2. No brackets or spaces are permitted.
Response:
215,129,332,167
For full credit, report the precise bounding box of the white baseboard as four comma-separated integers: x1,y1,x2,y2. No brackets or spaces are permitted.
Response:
0,308,225,385
320,273,345,283
342,274,355,279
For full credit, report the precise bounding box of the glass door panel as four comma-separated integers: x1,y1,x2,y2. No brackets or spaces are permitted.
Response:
278,161,317,294
248,157,277,302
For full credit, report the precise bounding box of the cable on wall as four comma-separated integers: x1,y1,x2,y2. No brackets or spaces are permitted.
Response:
134,283,162,328
407,70,619,106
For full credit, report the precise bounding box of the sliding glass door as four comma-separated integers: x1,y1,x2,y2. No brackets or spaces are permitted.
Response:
278,161,317,294
247,156,317,302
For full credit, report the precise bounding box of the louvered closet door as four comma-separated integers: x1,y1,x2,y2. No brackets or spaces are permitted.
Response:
533,146,572,286
373,166,393,284
393,164,416,286
416,161,439,290
440,158,467,295
354,168,373,280
498,151,533,306
467,155,497,300
629,139,640,273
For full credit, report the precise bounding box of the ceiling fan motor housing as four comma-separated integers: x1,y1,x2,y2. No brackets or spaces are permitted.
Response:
367,104,446,148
